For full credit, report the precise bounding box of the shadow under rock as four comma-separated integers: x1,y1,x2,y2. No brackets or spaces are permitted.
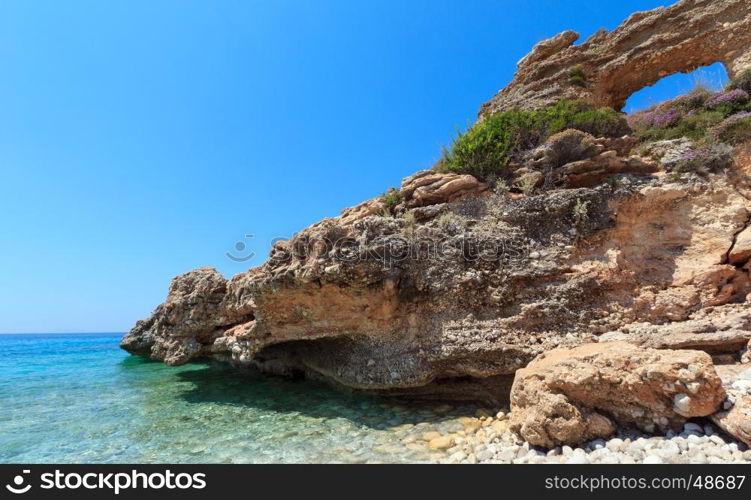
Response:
170,358,484,430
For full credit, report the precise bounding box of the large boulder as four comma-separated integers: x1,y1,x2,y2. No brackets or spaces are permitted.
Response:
509,342,726,448
729,225,751,265
710,365,751,447
712,395,751,448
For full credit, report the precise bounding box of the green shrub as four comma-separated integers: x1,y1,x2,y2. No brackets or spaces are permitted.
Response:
515,175,537,195
710,112,751,144
573,197,590,221
632,110,725,142
401,211,417,236
495,179,510,193
441,100,630,178
727,69,751,94
672,111,727,139
559,107,631,138
380,187,402,213
568,66,587,87
441,109,539,177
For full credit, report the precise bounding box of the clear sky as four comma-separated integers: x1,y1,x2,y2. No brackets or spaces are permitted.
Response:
0,0,730,333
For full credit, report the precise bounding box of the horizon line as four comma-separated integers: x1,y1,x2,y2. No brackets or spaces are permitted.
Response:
0,331,126,335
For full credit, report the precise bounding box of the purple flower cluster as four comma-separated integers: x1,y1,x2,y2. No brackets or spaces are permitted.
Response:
674,143,734,173
673,89,710,109
678,148,706,163
705,88,749,108
653,108,681,127
630,106,682,129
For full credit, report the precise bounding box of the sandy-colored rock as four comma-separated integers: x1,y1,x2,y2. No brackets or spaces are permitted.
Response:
711,365,751,447
480,0,751,115
599,304,751,355
562,152,656,188
428,435,455,450
513,131,653,188
120,1,751,405
122,174,751,401
421,431,442,442
729,226,751,265
509,342,726,448
712,395,751,447
400,170,487,208
339,199,386,225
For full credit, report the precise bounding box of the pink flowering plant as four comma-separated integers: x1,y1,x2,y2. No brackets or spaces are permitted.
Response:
672,143,734,175
705,88,749,109
628,75,751,142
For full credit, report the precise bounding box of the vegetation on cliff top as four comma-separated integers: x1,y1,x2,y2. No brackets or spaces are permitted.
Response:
629,71,751,144
440,100,630,178
439,70,751,183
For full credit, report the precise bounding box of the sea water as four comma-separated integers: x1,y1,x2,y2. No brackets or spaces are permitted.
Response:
0,333,481,463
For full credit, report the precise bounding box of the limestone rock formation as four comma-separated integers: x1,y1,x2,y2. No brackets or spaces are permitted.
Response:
400,171,488,208
508,342,726,448
599,304,751,354
121,169,751,403
729,226,751,265
122,0,751,409
480,0,751,115
514,130,656,188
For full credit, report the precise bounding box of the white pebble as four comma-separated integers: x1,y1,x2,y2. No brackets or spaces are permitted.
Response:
673,394,692,415
606,438,624,452
566,454,590,464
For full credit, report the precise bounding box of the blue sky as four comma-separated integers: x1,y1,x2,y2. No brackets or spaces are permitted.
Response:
0,0,730,333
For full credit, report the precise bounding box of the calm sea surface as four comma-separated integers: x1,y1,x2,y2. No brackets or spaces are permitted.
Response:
0,333,480,463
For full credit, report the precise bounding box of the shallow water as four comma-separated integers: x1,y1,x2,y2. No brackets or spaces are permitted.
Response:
0,333,481,463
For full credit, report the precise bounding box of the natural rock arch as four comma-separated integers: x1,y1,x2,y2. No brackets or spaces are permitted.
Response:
621,62,728,113
480,0,751,116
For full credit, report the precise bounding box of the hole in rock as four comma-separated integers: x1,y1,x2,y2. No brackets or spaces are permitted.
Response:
623,62,729,113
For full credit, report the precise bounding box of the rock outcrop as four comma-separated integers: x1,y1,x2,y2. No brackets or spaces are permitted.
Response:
480,0,751,115
121,168,751,404
508,342,726,448
712,395,751,448
599,305,751,354
400,171,488,208
513,130,656,188
711,364,751,447
122,0,751,412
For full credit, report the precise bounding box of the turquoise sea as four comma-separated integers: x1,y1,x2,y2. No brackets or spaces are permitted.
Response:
0,333,480,463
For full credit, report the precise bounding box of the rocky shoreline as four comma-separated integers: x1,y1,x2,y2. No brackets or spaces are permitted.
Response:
388,408,751,464
122,0,751,459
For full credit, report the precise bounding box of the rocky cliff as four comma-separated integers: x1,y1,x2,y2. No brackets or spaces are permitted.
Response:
480,0,751,114
123,0,751,445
